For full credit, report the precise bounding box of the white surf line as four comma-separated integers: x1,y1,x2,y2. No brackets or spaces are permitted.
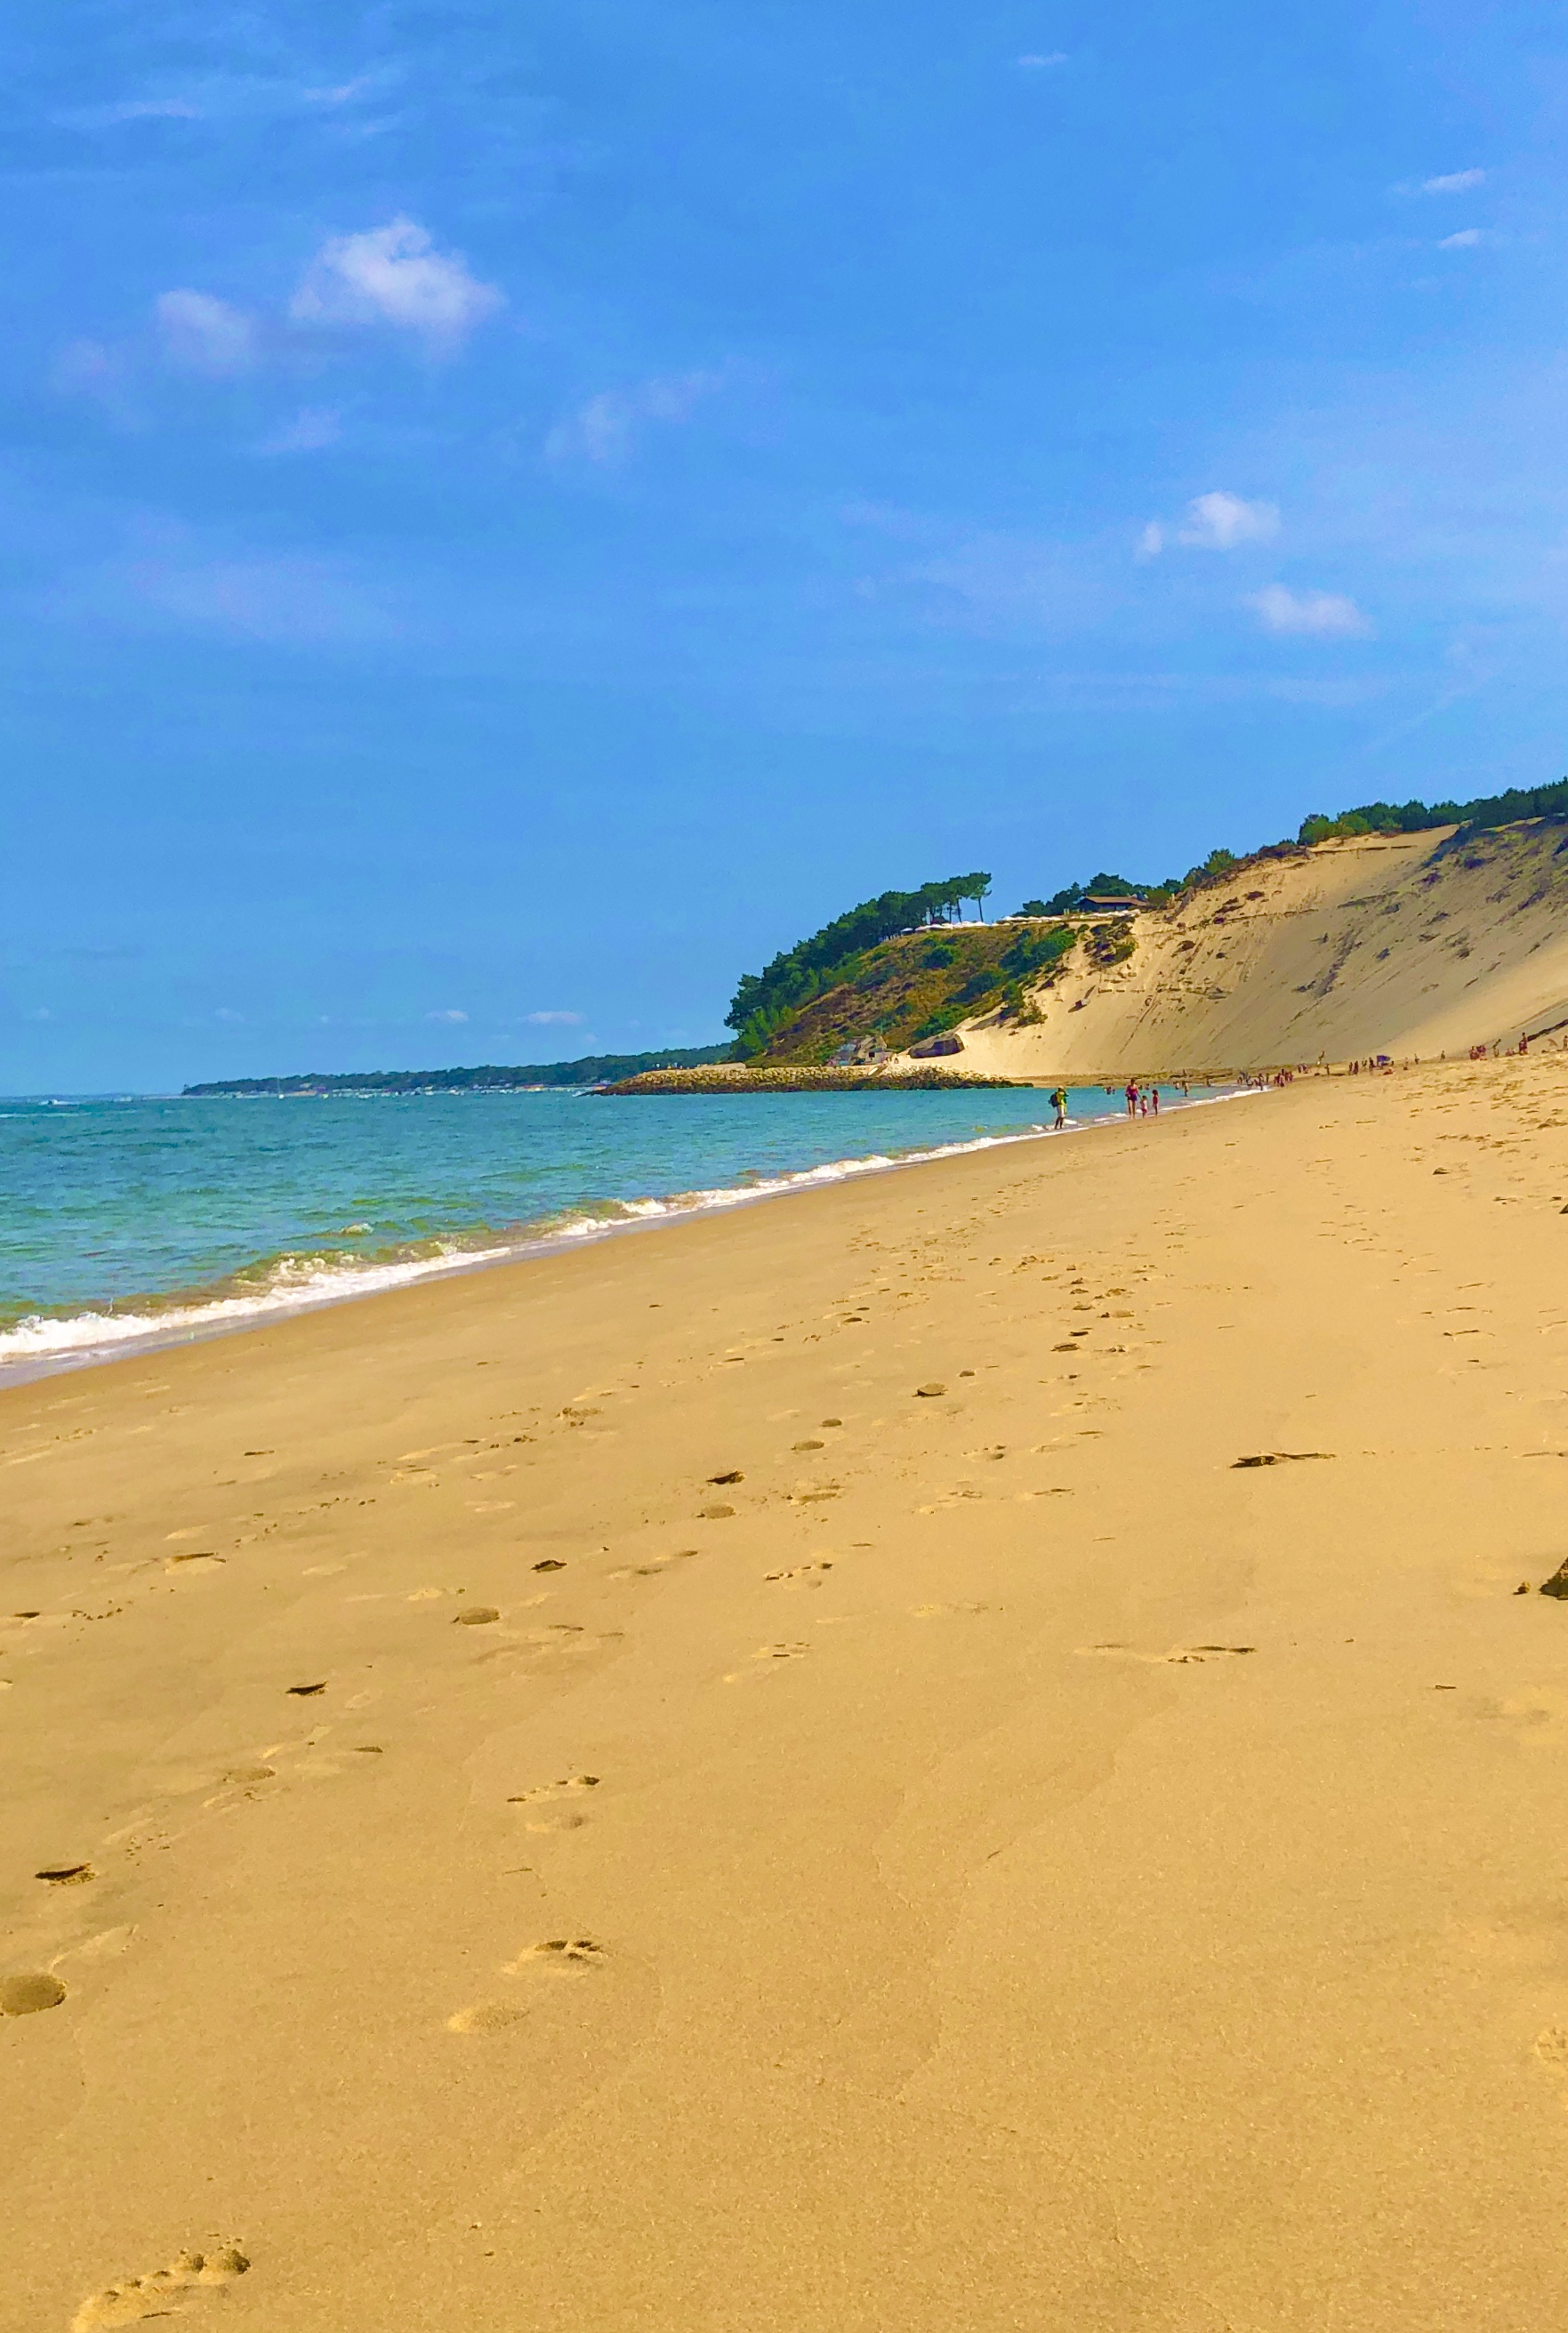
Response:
0,1087,1258,1384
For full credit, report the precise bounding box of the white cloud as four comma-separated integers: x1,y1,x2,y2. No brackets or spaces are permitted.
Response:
1421,168,1485,195
254,406,343,455
1136,520,1165,559
1439,228,1485,250
58,72,391,131
523,1010,584,1026
1016,52,1068,68
1248,584,1371,638
545,371,724,465
1178,491,1280,550
290,218,503,348
155,289,256,375
301,76,380,108
425,1008,469,1023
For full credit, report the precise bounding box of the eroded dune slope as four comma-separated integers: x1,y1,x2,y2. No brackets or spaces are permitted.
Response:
949,820,1568,1076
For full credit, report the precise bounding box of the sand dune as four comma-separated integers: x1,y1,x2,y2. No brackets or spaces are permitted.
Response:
4,1057,1568,2328
945,820,1568,1076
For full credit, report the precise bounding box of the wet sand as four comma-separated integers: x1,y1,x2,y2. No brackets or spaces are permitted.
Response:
4,1053,1568,2331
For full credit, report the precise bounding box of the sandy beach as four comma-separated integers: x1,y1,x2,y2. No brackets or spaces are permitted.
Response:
4,1054,1568,2331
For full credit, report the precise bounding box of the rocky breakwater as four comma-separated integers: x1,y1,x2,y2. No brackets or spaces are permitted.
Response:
593,1064,1021,1095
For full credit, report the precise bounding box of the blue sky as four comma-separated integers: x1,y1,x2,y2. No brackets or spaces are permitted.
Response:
5,1,1567,1090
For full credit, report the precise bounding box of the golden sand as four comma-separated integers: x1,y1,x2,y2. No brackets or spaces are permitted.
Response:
4,1054,1568,2329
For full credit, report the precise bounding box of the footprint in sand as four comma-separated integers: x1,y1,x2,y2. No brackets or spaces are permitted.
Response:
71,2246,248,2329
446,1999,528,2033
610,1549,697,1581
1,1970,67,2015
1532,2026,1568,2111
910,1602,988,1619
1498,1687,1568,1745
448,1940,604,2031
502,1937,604,1973
724,1642,808,1682
764,1562,833,1589
508,1773,601,1803
206,1765,276,1803
507,1774,600,1830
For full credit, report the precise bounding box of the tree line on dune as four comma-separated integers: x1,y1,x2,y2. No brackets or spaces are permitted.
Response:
191,773,1568,1092
1296,774,1568,846
725,775,1568,1059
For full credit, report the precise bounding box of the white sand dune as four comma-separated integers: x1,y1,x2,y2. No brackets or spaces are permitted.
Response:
944,821,1568,1075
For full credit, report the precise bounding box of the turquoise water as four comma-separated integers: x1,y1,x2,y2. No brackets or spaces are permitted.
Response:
0,1083,1225,1374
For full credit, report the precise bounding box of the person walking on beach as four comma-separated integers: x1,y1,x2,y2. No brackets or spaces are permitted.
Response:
1125,1080,1139,1118
1149,1085,1160,1114
1049,1086,1068,1130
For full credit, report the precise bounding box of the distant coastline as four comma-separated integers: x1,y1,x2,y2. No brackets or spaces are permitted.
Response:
181,1045,735,1098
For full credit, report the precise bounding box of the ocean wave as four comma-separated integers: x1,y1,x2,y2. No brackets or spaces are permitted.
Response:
0,1091,1243,1378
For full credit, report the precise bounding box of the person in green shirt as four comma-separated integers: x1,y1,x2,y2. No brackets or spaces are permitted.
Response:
1049,1086,1068,1130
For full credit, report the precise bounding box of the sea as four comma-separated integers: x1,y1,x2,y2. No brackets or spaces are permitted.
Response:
0,1082,1235,1380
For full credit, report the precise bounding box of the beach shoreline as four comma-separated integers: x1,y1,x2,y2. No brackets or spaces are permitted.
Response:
0,1083,1248,1387
5,1051,1567,2331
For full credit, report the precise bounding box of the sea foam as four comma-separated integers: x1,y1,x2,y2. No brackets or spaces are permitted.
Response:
0,1089,1250,1380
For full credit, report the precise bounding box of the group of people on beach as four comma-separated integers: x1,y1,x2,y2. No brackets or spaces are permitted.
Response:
1046,1082,1170,1131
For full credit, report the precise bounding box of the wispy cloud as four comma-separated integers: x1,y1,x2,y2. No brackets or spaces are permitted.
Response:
545,371,724,465
36,529,406,648
63,96,204,125
840,500,1111,636
1139,492,1279,555
127,554,401,645
1016,52,1068,68
1248,584,1371,638
1438,228,1486,250
290,218,503,349
1179,491,1279,549
301,76,381,109
425,1008,468,1023
1420,168,1486,195
155,290,256,376
55,70,393,132
523,1010,584,1026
